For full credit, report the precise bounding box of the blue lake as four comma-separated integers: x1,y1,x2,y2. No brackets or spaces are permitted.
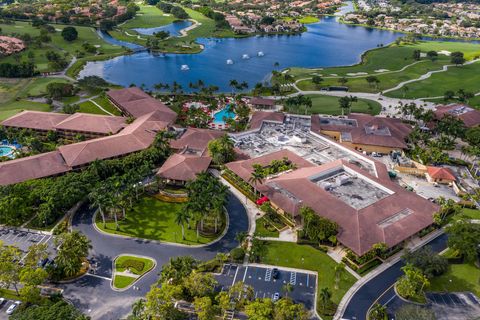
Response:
83,16,403,92
133,20,193,37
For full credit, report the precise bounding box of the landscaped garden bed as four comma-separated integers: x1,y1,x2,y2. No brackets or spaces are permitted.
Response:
254,216,280,238
112,255,155,290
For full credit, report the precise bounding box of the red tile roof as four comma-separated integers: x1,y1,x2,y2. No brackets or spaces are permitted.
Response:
58,111,169,167
226,149,438,255
54,113,126,134
107,87,177,122
261,160,438,255
249,97,276,106
157,153,211,181
312,113,412,149
249,111,286,130
434,104,480,128
0,151,70,186
170,128,225,153
1,111,70,131
427,166,456,181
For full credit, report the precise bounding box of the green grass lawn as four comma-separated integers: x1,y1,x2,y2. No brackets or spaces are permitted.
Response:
0,21,125,72
254,217,280,238
289,41,480,96
92,95,122,115
299,16,320,24
386,61,480,99
258,241,356,318
429,263,480,297
96,196,224,245
120,5,176,29
113,274,137,289
77,101,108,115
115,255,155,275
454,208,480,221
0,100,51,121
0,288,23,301
17,77,71,98
285,95,381,115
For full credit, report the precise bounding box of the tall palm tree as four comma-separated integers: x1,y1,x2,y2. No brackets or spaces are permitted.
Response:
248,165,265,197
89,188,107,228
229,79,239,95
283,283,293,298
319,287,331,313
175,208,190,240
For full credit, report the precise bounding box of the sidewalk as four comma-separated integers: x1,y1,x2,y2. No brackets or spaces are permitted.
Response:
333,228,445,320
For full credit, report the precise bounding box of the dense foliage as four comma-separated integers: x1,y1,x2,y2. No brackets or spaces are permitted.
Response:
0,62,36,77
299,207,338,245
402,246,448,278
10,300,88,320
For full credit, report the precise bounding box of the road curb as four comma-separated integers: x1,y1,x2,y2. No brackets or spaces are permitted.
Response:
110,254,157,292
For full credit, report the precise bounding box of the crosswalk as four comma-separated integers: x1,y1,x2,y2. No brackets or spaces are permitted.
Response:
290,272,297,285
264,268,272,282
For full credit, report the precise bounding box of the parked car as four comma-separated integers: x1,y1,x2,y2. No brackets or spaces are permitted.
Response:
272,268,280,279
0,298,5,308
6,301,21,315
273,292,280,302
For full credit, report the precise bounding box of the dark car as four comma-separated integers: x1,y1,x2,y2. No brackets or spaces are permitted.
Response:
272,268,280,279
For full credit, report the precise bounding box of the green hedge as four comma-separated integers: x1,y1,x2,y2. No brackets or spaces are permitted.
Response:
120,259,145,273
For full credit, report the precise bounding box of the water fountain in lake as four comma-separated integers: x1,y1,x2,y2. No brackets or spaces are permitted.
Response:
180,65,190,71
258,51,264,57
226,59,234,65
242,54,250,59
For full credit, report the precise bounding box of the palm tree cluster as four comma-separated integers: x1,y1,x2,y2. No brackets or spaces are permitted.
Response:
285,94,313,115
207,134,235,165
228,79,249,94
180,172,229,240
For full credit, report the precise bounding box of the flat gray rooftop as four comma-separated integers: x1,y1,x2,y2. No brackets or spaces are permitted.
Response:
232,116,376,176
311,169,390,209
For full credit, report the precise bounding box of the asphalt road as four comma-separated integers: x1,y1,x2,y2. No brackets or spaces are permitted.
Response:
60,192,249,320
342,233,448,320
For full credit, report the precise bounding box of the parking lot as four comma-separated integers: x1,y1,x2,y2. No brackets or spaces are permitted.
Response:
216,264,317,310
0,227,54,256
0,299,21,320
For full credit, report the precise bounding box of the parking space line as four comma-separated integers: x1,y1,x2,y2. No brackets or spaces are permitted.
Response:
231,265,240,286
242,266,249,282
306,274,309,287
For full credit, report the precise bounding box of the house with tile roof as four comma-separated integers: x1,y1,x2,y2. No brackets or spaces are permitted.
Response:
311,113,413,154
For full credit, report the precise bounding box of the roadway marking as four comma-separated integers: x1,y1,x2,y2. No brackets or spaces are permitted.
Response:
85,273,112,281
231,265,240,286
306,274,309,287
242,266,249,282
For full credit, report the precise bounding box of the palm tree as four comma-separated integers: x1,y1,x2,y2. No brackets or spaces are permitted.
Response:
175,208,190,240
283,283,293,298
248,165,265,197
229,79,239,95
89,188,108,228
319,287,331,313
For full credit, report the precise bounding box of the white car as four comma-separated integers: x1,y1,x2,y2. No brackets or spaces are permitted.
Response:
0,298,5,308
273,292,280,302
6,301,21,315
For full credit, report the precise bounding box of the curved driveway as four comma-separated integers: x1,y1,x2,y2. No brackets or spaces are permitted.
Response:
341,233,448,320
60,192,249,320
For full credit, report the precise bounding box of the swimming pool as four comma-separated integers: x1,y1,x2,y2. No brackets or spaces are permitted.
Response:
213,106,236,125
0,146,14,158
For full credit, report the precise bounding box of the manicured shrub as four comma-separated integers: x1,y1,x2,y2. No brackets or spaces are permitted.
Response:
230,248,245,262
121,259,145,272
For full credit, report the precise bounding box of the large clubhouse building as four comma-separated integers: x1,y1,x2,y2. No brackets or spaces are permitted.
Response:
0,88,439,256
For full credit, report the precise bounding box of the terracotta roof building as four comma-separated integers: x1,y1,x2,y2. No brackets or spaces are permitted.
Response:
58,111,169,168
54,113,126,137
170,128,225,154
0,151,70,186
1,111,127,138
227,152,438,255
426,166,456,184
2,111,70,132
107,87,177,122
157,153,211,183
248,97,276,109
311,113,412,153
434,104,480,128
249,111,286,130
